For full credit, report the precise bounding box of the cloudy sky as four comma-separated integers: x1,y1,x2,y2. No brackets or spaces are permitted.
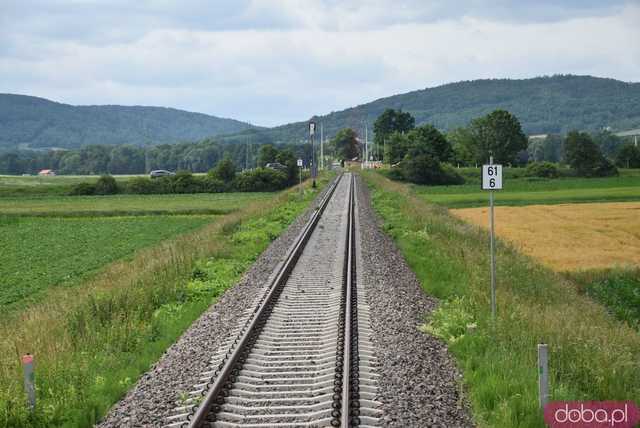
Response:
1,0,639,126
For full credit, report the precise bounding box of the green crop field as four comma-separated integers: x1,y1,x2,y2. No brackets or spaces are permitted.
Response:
0,175,326,427
0,174,141,187
0,192,272,217
0,215,216,309
414,170,640,207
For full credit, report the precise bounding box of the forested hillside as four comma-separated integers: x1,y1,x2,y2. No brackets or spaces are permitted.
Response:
0,94,257,150
218,75,640,144
2,75,638,152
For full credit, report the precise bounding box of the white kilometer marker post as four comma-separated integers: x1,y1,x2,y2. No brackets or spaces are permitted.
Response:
482,156,502,320
538,343,549,409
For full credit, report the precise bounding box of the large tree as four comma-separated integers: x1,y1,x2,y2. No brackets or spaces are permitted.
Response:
257,144,279,167
384,124,452,165
406,124,453,162
331,128,360,160
469,109,527,164
373,109,415,162
615,143,640,168
565,131,617,177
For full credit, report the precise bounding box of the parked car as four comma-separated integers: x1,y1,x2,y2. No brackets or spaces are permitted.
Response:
265,162,287,171
149,170,175,178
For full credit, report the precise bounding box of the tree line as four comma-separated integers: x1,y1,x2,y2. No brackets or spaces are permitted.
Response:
0,139,313,176
70,144,307,196
363,108,634,185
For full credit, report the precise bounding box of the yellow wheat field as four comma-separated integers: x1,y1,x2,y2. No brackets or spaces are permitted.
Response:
451,202,640,272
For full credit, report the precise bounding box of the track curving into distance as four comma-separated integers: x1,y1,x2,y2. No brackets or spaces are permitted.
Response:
166,173,381,428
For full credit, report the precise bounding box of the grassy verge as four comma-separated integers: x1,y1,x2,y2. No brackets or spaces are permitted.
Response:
413,170,640,208
362,172,640,428
0,176,330,427
0,175,141,197
567,268,640,331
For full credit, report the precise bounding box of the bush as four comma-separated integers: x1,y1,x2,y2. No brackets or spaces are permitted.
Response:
201,175,226,193
235,168,288,192
525,162,560,178
69,182,96,196
125,177,162,194
210,158,236,183
593,158,618,177
94,175,119,195
170,171,202,193
565,131,617,177
401,155,465,185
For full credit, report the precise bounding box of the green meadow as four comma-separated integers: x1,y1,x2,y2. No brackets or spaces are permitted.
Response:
0,174,329,427
364,171,640,428
414,169,640,207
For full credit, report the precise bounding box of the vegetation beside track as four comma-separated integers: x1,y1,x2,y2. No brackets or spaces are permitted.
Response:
363,171,640,428
567,268,640,331
413,169,640,207
0,192,270,217
0,176,330,427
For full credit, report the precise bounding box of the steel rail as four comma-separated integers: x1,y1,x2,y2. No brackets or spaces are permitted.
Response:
187,174,344,428
340,174,356,427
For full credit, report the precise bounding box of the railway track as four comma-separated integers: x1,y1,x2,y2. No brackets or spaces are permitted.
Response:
166,173,381,428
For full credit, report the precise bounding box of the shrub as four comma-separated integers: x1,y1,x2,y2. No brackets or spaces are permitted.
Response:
565,131,617,177
201,175,226,193
401,155,465,185
615,144,640,168
525,162,560,178
94,175,119,195
170,171,202,193
235,168,288,192
593,157,618,177
69,182,96,196
125,177,162,194
210,158,236,183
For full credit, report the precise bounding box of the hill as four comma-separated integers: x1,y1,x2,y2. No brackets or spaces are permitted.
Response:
217,75,640,145
0,94,257,150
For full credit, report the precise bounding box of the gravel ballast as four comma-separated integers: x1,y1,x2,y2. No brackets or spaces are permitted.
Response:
355,175,474,428
98,184,333,428
98,175,474,427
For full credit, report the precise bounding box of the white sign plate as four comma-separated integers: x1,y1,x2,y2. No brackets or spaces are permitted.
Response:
482,164,503,190
297,159,303,167
309,122,316,136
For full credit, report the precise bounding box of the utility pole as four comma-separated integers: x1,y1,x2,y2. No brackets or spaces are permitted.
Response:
245,137,249,170
365,122,368,167
383,138,386,164
309,121,317,188
320,123,324,170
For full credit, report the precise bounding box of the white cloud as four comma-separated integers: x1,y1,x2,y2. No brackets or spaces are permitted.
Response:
0,1,638,126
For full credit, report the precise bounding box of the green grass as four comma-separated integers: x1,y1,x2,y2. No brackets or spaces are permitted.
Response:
0,175,142,197
0,176,330,427
413,169,640,207
363,172,640,428
0,175,141,187
567,268,640,330
0,215,215,309
0,193,272,217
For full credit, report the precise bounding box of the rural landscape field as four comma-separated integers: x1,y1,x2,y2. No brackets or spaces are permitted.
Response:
0,173,329,426
2,1,640,427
